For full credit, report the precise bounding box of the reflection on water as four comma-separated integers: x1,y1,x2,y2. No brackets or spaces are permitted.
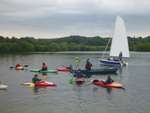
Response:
32,87,48,95
106,87,113,94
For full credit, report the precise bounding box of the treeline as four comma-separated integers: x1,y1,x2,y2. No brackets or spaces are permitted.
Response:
0,35,150,53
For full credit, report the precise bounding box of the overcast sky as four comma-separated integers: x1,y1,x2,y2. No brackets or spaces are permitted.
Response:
0,0,150,38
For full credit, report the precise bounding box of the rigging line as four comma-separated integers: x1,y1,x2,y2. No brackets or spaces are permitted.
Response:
101,38,112,59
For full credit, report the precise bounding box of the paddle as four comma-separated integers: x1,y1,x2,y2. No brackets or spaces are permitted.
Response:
69,77,75,85
75,56,80,70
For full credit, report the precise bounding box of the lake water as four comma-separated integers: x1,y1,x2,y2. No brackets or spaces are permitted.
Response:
0,52,150,113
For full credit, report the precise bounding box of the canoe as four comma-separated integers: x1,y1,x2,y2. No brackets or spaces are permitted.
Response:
76,67,118,75
35,81,56,87
56,67,70,72
22,81,56,87
0,84,8,90
92,79,124,88
30,69,57,73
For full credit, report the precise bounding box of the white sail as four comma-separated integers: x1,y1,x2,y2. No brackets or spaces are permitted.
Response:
110,16,129,58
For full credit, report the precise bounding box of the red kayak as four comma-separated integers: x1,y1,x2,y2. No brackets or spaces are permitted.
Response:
75,77,85,85
92,79,124,88
35,81,56,87
56,67,71,72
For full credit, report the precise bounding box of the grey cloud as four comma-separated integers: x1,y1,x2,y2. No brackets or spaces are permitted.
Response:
0,0,150,38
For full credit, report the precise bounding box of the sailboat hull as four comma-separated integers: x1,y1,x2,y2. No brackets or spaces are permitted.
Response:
100,59,121,67
100,59,128,67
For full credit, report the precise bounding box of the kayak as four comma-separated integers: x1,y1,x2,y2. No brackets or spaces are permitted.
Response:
35,81,56,87
56,67,70,72
69,77,85,85
22,81,56,87
75,78,85,85
75,77,85,82
92,79,124,88
15,66,24,70
30,69,57,73
0,84,8,90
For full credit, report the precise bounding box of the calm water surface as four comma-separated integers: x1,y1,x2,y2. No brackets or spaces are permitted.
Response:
0,52,150,113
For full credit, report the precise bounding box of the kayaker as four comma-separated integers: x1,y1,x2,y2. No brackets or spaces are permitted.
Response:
32,74,41,83
85,58,92,71
41,62,48,71
74,69,83,78
15,64,21,68
67,65,73,72
105,75,114,84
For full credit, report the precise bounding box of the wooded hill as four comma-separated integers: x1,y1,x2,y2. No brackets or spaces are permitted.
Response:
0,35,150,53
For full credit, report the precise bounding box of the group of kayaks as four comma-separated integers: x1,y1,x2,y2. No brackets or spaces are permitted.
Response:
13,65,71,73
69,78,124,88
10,65,124,89
24,67,70,88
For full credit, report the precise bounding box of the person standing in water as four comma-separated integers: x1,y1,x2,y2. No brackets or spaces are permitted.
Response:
119,52,123,61
85,58,92,71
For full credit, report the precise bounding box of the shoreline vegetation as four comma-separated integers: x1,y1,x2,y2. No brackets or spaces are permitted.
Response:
0,35,150,53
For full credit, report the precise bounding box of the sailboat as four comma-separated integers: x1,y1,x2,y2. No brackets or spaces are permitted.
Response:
100,16,130,67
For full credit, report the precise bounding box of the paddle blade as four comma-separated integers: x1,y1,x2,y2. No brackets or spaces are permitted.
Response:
69,78,75,84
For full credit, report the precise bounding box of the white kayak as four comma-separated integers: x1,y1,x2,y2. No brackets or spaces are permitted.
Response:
0,84,8,90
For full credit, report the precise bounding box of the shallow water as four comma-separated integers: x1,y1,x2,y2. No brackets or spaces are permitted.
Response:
0,52,150,113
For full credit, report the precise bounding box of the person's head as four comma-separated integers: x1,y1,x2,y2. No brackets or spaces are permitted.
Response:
34,74,38,78
42,62,46,65
16,64,21,67
87,58,89,61
77,68,81,71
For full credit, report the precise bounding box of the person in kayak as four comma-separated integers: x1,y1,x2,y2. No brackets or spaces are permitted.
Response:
41,62,48,71
15,64,21,68
32,74,41,83
105,75,114,84
85,58,92,71
74,69,83,78
66,65,73,72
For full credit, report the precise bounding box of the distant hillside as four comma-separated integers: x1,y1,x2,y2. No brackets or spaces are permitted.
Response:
51,35,110,46
0,35,150,53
